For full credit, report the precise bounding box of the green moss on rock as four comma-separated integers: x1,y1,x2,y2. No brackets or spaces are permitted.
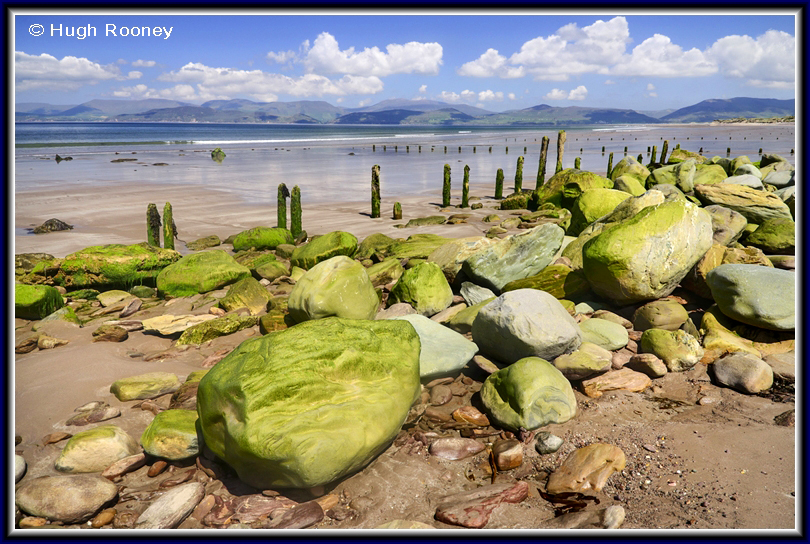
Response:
157,250,251,297
290,231,358,270
176,314,258,345
232,227,293,252
140,409,200,460
15,284,64,319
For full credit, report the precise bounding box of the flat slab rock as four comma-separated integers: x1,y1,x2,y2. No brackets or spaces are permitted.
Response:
135,482,205,529
434,481,529,528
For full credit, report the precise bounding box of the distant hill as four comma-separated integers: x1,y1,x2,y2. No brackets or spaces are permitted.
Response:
464,105,662,126
351,99,493,117
202,99,345,123
15,102,77,115
333,109,424,125
661,97,795,123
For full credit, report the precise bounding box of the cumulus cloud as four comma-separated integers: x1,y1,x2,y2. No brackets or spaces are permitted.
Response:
604,79,616,85
457,48,525,78
15,50,124,91
543,88,568,100
267,50,299,64
132,59,156,68
508,92,516,100
567,85,588,100
127,71,142,79
612,34,717,77
543,85,587,101
113,83,201,101
157,62,384,101
299,32,442,77
478,89,504,101
419,84,427,93
646,83,656,91
706,29,794,88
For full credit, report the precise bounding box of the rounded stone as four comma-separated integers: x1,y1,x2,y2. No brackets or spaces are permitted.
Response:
712,352,773,394
633,299,690,331
15,475,119,523
578,318,629,351
54,425,140,473
706,264,795,331
140,409,200,460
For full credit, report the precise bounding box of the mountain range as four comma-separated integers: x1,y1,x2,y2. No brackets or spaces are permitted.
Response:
15,97,794,126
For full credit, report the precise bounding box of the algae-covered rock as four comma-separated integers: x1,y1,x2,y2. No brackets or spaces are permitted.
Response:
552,342,612,381
694,184,793,224
355,233,396,260
480,357,577,432
21,243,181,290
706,264,795,331
255,260,289,282
388,262,453,317
534,169,613,209
389,314,478,381
290,231,358,270
404,216,446,227
640,329,703,372
444,297,495,335
232,227,293,252
613,175,646,196
186,235,221,251
140,410,200,460
610,156,651,183
35,305,81,328
632,299,690,331
196,317,421,489
744,218,795,255
578,318,629,351
15,475,119,524
387,234,450,260
582,200,713,305
699,305,761,357
233,249,278,271
218,277,272,315
692,164,728,186
366,258,404,287
176,314,258,345
704,205,747,246
15,284,64,320
667,148,707,164
712,353,773,394
110,372,181,401
461,223,564,293
427,236,497,285
289,256,379,322
157,250,251,298
501,264,590,301
499,192,531,210
54,425,139,473
568,189,631,236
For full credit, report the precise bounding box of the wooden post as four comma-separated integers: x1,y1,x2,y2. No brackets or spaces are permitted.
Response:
574,157,581,170
442,164,451,208
291,186,302,240
461,165,470,208
651,145,658,164
536,135,549,189
660,140,669,164
555,130,566,174
371,165,381,219
393,202,402,220
162,202,175,250
277,183,288,229
514,156,524,193
607,153,614,178
146,203,161,247
495,168,504,199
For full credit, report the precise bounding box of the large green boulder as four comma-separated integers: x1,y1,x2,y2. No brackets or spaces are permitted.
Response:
499,192,531,210
480,357,577,432
290,231,358,270
157,250,251,297
648,159,696,193
567,189,631,236
15,284,64,319
355,233,396,260
232,227,293,252
706,264,795,331
218,277,272,315
582,200,713,305
694,184,793,224
288,256,379,322
501,264,590,301
388,262,453,317
140,409,200,460
389,314,478,381
54,426,139,473
534,169,613,209
176,314,258,345
744,218,795,255
20,243,181,290
461,223,565,293
255,260,289,282
610,156,651,182
667,148,707,164
387,234,450,260
692,164,728,186
196,317,421,489
613,175,646,196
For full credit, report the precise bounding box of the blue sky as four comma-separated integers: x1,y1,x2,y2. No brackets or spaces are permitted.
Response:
13,11,797,112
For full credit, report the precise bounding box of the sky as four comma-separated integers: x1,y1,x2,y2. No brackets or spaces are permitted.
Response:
13,10,798,113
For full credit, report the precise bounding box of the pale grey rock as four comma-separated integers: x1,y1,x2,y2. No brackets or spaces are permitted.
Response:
712,352,773,394
15,475,118,523
707,264,795,331
460,282,496,307
135,482,205,529
390,314,478,381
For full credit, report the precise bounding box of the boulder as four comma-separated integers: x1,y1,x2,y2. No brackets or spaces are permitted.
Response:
733,163,762,179
110,372,181,401
567,189,631,236
640,329,703,372
157,250,251,297
232,227,293,251
389,314,478,381
443,298,495,335
501,264,590,301
255,260,289,282
704,205,748,246
744,218,795,255
15,475,119,524
692,164,728,186
632,299,689,331
290,231,358,270
534,169,613,209
460,282,496,306
610,156,650,183
365,258,404,287
404,215,446,227
578,318,629,351
699,305,762,357
721,174,763,190
15,284,64,320
175,314,258,345
96,289,132,307
667,148,707,164
140,409,200,460
552,342,613,381
706,264,795,331
355,233,396,260
141,314,217,336
712,352,773,394
612,174,646,196
196,318,421,488
694,184,793,224
218,277,272,315
582,200,713,304
54,425,139,473
388,262,453,317
461,223,565,293
763,170,795,189
472,289,582,364
186,235,221,251
625,353,668,378
387,234,450,260
233,249,278,271
427,236,497,285
479,357,577,431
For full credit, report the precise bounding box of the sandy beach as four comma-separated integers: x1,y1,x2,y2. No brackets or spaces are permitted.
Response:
12,123,797,532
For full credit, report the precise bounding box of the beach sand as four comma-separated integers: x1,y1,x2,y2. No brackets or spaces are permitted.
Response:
12,124,797,531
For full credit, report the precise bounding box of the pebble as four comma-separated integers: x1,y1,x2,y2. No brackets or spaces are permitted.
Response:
435,481,529,528
452,406,490,427
135,482,205,529
429,385,453,405
774,409,795,427
473,355,500,374
546,443,626,494
66,404,121,426
535,431,564,454
263,501,324,529
18,517,47,528
429,437,486,460
581,368,652,398
492,438,523,470
626,353,668,379
148,460,169,477
42,432,72,445
101,452,147,480
90,508,117,528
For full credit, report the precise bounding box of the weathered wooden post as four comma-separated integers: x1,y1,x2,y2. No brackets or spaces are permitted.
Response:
473,146,476,153
146,203,161,247
495,168,504,199
555,130,566,174
371,164,381,219
373,144,376,152
162,202,175,250
393,202,402,220
488,146,492,153
277,183,289,229
461,165,470,208
524,147,527,154
601,146,605,154
291,186,302,240
607,153,614,178
442,164,451,208
637,153,643,163
514,156,524,193
623,146,628,155
574,157,581,169
536,135,549,189
458,146,462,153
660,140,669,164
505,146,509,154
651,145,658,164
444,146,447,154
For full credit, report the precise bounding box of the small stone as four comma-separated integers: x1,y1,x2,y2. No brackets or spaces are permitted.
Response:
15,454,27,483
774,409,795,427
626,353,668,379
37,335,69,350
546,443,626,494
101,453,147,480
18,517,47,529
66,404,121,426
452,406,490,427
581,368,652,398
42,431,72,446
135,482,205,529
263,501,324,529
148,460,168,477
430,385,453,406
15,474,119,523
492,439,523,470
54,425,139,473
90,508,117,528
110,372,181,401
578,318,629,351
472,355,500,374
429,437,486,460
712,352,774,394
434,481,528,528
119,298,143,318
535,432,564,454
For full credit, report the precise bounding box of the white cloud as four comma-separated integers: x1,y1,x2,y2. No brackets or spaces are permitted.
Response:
706,29,794,88
567,85,588,100
132,59,156,68
604,79,616,85
543,88,568,100
646,83,656,91
648,92,658,98
15,51,124,91
478,89,504,101
157,62,384,101
127,71,143,79
508,92,516,100
301,32,442,77
612,34,717,77
419,84,427,93
267,50,299,64
438,91,461,102
457,48,525,78
113,83,201,101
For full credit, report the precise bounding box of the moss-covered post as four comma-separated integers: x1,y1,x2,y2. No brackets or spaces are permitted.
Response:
601,146,606,154
277,183,289,229
495,168,504,199
458,146,462,153
162,202,175,250
574,157,581,170
373,144,376,152
488,146,492,153
505,146,509,154
442,164,451,208
393,202,402,220
606,152,614,178
444,146,447,154
146,203,161,247
637,153,643,163
290,186,302,240
555,130,566,174
536,135,549,189
660,140,669,164
461,165,470,208
370,165,381,219
514,156,524,193
651,145,658,164
623,146,628,156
